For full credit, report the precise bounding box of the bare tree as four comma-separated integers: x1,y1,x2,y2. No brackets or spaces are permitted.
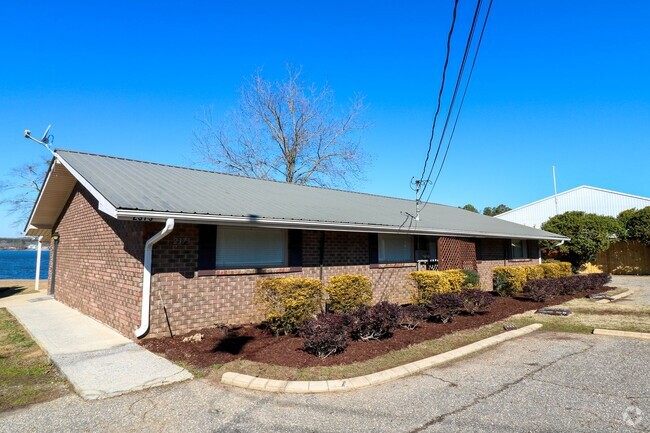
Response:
0,157,50,226
193,66,369,188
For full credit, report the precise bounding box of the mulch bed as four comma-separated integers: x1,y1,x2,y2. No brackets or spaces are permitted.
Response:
140,288,608,369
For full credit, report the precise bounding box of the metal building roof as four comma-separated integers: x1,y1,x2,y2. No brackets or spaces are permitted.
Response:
496,185,650,228
26,150,567,241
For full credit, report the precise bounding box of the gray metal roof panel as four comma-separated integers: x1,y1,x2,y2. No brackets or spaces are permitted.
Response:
55,150,567,240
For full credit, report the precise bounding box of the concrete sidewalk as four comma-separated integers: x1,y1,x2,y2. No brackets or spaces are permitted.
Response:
7,299,192,400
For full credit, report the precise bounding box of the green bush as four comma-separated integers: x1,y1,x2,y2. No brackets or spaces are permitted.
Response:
620,207,650,246
325,274,373,313
408,270,464,305
541,211,623,270
461,269,480,288
255,277,323,335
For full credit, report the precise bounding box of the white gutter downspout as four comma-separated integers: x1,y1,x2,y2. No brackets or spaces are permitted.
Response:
135,218,175,338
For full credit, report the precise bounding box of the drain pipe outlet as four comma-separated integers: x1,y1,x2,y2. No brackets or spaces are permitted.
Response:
135,218,175,338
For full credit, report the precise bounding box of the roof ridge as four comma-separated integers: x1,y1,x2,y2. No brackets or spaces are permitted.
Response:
55,148,447,207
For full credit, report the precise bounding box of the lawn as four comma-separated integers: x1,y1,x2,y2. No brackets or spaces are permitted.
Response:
0,308,68,411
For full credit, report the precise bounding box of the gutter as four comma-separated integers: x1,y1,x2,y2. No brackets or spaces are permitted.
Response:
116,210,569,242
135,218,175,338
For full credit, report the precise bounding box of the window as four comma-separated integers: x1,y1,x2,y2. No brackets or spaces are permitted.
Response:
511,239,528,259
216,227,287,268
415,236,438,261
378,234,413,263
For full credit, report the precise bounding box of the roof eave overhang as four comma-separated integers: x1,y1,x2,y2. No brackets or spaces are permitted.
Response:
24,152,118,238
116,209,569,241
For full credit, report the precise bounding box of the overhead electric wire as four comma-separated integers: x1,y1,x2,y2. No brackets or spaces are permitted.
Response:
420,0,494,210
417,0,484,202
417,0,460,185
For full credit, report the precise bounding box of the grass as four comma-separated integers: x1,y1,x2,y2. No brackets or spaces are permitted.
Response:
207,286,650,382
508,288,650,335
0,308,68,411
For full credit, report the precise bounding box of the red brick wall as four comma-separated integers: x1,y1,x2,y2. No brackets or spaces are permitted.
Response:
50,184,537,339
51,185,145,337
146,228,416,338
476,238,538,290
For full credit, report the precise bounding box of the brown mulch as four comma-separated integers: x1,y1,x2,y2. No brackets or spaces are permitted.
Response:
140,288,607,369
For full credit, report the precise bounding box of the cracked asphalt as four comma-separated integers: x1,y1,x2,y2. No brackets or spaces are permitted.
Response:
1,331,648,432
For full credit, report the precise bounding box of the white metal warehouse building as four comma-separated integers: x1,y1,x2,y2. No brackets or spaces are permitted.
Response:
495,185,650,228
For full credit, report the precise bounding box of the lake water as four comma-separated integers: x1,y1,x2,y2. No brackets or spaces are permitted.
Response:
0,250,50,280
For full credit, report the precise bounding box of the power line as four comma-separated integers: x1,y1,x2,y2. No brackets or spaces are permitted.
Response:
418,0,460,185
418,0,484,202
420,0,494,210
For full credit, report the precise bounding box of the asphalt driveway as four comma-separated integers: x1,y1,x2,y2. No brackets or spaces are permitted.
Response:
1,331,647,432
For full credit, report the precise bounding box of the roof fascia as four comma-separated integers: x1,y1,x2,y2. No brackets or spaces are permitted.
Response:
23,157,57,233
54,152,118,218
116,209,568,241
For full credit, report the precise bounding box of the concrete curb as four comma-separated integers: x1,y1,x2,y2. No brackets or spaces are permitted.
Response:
595,289,634,304
593,328,650,340
221,323,543,393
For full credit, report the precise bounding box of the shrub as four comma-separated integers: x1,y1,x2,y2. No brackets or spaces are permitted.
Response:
255,277,323,335
426,293,465,323
619,206,650,246
493,267,529,297
541,211,623,269
442,270,467,291
349,301,401,341
408,270,463,305
325,274,373,313
525,265,545,281
523,273,611,301
299,313,349,358
461,289,494,314
524,279,560,302
398,305,429,330
461,269,480,288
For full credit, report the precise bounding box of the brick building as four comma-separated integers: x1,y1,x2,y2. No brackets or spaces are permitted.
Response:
26,150,567,339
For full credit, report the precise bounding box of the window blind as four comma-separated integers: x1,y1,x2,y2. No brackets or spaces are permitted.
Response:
216,227,287,268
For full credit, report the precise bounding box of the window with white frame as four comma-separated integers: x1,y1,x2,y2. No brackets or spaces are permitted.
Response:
511,239,528,259
216,227,287,268
378,234,413,263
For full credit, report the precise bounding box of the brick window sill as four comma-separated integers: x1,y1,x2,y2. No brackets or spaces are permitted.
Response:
506,259,534,263
196,267,303,277
369,263,417,269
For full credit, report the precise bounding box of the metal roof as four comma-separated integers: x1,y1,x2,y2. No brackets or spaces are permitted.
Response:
496,185,650,228
27,150,568,240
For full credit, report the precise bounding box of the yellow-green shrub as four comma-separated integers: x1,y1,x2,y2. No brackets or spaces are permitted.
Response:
495,262,573,296
493,267,529,296
540,262,573,278
254,277,323,335
525,265,545,281
325,274,373,313
408,270,463,305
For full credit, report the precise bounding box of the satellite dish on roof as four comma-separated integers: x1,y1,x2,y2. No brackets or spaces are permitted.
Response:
24,124,54,154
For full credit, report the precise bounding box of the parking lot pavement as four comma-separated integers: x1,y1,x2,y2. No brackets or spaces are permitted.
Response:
611,276,650,304
1,331,648,432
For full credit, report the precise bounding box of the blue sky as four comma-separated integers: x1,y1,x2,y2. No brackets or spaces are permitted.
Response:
1,1,649,236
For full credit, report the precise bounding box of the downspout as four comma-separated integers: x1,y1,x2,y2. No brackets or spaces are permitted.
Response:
135,218,175,338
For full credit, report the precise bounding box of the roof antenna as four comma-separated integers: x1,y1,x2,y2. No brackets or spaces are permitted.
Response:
409,177,431,221
552,165,559,215
24,124,54,155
